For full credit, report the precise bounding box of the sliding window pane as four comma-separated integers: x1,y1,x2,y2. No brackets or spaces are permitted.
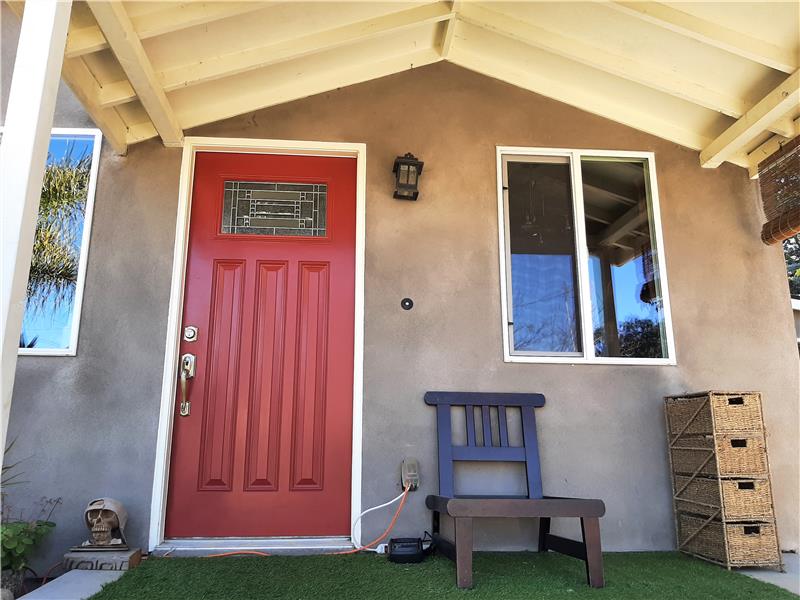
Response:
581,158,668,358
506,158,582,354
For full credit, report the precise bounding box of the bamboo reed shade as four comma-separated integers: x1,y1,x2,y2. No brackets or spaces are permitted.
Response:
759,136,800,245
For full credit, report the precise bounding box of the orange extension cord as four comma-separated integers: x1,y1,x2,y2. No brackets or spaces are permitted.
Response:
205,485,412,559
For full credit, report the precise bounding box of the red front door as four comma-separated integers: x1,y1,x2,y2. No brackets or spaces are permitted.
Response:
165,151,356,538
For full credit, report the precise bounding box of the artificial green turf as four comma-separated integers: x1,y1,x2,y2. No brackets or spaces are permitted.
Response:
89,552,795,600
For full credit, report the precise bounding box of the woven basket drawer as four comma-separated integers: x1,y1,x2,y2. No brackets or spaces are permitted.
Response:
666,393,763,435
671,434,768,476
678,513,780,566
673,476,774,520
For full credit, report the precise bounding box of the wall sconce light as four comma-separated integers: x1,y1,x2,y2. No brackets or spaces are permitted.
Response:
392,153,424,200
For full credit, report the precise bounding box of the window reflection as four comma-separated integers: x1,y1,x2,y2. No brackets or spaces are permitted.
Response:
507,159,581,354
19,133,98,352
582,158,667,358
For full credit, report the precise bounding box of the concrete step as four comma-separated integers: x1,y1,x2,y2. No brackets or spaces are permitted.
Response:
19,570,124,600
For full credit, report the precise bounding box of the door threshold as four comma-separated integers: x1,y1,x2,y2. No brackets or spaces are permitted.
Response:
154,536,353,557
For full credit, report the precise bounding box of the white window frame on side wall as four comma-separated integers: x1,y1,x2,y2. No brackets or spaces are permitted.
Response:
13,127,103,357
496,146,677,366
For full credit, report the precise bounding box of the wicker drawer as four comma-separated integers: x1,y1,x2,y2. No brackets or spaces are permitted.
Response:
677,513,780,567
666,392,763,435
673,476,774,520
671,433,768,476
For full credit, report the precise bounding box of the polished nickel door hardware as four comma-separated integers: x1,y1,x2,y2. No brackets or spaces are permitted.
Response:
179,353,196,417
183,326,199,342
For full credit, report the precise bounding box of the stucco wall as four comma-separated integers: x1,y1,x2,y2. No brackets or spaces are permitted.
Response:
4,8,798,570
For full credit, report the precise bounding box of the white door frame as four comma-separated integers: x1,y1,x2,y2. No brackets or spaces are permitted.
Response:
148,136,367,551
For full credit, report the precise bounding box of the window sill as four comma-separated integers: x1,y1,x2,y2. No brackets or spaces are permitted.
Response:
791,299,800,311
504,354,677,366
18,348,76,357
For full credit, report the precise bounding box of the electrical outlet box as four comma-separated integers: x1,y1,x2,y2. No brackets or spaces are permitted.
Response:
401,458,420,491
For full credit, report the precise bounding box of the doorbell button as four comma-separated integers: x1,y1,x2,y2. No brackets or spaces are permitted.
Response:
401,298,414,310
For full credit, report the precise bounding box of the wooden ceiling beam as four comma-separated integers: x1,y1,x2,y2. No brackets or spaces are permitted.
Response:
4,0,129,154
746,116,800,178
768,115,798,139
700,70,799,168
96,1,452,109
87,1,183,147
449,21,720,160
439,0,461,58
606,1,797,74
173,46,443,132
459,4,750,119
66,1,268,59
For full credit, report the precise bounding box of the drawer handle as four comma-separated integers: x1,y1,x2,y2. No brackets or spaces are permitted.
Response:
743,526,760,535
731,439,747,448
737,481,755,490
728,397,745,405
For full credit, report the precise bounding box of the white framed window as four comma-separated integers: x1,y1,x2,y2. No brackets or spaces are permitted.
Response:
11,128,103,356
496,147,676,365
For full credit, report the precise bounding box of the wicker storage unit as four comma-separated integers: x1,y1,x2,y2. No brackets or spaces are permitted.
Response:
666,392,763,435
665,391,781,570
673,476,774,520
670,432,768,477
677,514,780,567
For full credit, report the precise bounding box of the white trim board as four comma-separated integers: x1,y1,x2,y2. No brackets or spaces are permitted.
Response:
149,136,367,551
496,146,677,366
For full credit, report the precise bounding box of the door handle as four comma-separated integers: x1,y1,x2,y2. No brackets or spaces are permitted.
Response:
179,353,196,417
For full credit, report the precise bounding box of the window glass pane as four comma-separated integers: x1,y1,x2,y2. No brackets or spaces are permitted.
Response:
506,158,582,354
221,181,327,237
20,133,97,351
581,158,668,358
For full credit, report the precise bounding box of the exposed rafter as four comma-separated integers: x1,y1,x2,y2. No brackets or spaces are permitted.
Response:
8,0,794,169
172,46,444,132
448,20,753,167
439,0,461,58
606,1,798,74
747,116,800,178
459,3,752,119
5,0,129,153
66,1,266,58
97,2,453,109
700,70,799,168
87,1,183,147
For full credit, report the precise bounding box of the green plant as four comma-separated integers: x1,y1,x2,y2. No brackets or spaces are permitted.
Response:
1,520,55,573
1,441,60,574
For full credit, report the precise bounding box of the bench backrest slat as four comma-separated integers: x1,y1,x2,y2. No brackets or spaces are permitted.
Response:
425,391,545,499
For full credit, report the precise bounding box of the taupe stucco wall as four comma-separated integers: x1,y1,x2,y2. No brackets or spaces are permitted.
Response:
4,8,798,569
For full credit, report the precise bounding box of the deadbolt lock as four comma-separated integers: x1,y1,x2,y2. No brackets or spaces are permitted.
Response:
183,326,199,342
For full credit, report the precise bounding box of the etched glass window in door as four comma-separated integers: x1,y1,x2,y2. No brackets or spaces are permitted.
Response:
222,181,327,237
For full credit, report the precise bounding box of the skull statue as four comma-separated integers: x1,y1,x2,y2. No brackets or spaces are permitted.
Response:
83,498,128,547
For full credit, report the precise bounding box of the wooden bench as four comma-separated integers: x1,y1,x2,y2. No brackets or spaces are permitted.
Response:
425,391,606,589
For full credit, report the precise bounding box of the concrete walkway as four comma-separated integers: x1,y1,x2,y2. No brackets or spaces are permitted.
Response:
19,570,123,600
740,553,800,596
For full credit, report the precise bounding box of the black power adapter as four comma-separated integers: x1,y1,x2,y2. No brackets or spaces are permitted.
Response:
387,534,434,564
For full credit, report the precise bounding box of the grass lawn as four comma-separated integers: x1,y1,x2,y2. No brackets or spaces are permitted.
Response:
89,551,795,600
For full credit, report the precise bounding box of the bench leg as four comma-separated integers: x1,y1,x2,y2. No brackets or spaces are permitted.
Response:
454,517,474,589
538,517,551,552
581,517,604,588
